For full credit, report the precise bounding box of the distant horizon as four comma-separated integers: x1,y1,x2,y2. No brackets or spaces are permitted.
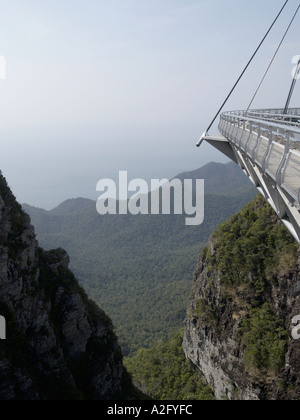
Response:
20,159,236,211
1,0,298,210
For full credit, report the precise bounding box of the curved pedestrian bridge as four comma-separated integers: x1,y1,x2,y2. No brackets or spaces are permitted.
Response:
201,108,300,242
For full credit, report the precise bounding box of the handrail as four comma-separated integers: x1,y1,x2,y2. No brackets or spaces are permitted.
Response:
199,107,300,242
220,109,300,138
219,108,300,208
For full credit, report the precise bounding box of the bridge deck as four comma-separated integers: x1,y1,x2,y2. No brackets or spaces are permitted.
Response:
203,108,300,242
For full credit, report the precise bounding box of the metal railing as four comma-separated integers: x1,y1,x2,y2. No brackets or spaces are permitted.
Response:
219,109,300,206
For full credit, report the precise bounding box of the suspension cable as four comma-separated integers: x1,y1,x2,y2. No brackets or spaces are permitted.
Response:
197,0,289,146
247,2,300,112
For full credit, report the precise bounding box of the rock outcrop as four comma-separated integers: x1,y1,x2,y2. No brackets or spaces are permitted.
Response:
0,171,123,400
183,195,300,400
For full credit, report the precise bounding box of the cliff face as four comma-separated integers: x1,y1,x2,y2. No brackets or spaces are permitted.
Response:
183,195,300,400
0,172,123,400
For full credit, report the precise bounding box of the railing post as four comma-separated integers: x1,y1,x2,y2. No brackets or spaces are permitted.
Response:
228,116,236,139
237,120,246,148
245,122,253,155
276,131,290,187
253,125,262,161
262,126,273,173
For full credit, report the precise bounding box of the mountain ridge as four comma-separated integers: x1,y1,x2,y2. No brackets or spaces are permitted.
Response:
23,162,253,215
183,195,300,400
23,162,257,354
0,170,128,400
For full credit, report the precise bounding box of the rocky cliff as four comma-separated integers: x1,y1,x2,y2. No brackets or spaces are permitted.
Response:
183,195,300,400
0,171,124,400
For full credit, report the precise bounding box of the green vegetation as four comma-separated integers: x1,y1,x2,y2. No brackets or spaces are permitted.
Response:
0,171,139,401
125,331,214,400
194,195,297,378
208,195,298,294
238,304,288,377
24,162,256,354
194,298,218,328
0,173,30,259
3,164,299,399
0,245,125,400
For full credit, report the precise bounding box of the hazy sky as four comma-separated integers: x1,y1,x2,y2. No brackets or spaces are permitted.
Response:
0,0,299,209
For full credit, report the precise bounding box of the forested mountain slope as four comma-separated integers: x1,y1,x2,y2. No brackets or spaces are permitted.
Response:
125,331,214,400
184,195,300,400
24,162,256,354
0,170,129,400
126,195,300,400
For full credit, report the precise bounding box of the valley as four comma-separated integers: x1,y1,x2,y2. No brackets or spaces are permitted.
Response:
23,162,256,354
